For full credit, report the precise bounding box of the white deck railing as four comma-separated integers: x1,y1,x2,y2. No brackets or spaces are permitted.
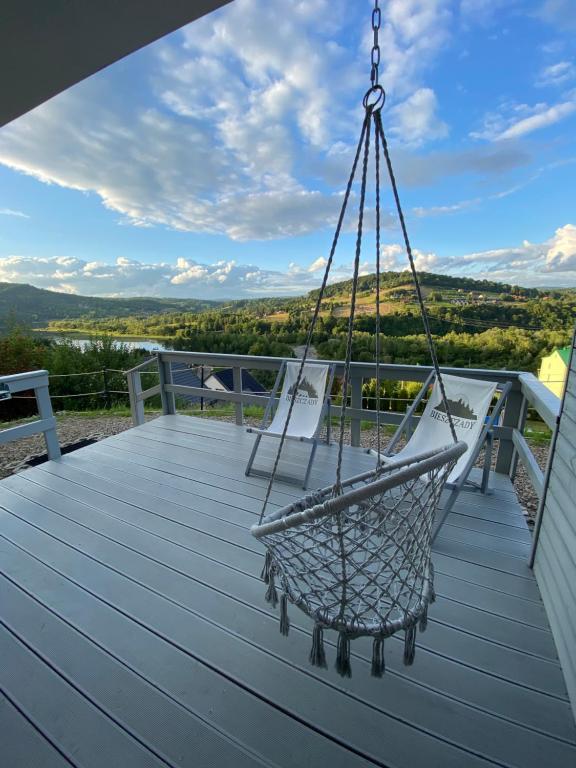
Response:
0,370,61,460
126,351,562,496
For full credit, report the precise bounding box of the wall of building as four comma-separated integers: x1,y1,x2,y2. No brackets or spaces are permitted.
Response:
534,331,576,720
538,350,568,398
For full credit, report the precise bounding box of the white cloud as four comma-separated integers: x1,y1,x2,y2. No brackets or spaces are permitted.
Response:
380,244,404,270
411,170,549,217
471,99,576,141
439,224,576,285
413,199,477,217
497,102,576,139
308,256,328,273
389,88,448,146
0,253,356,299
536,61,575,87
375,1,452,99
378,243,438,272
0,0,460,244
545,223,576,271
2,224,575,297
539,0,576,32
0,0,364,242
0,208,29,218
459,0,516,25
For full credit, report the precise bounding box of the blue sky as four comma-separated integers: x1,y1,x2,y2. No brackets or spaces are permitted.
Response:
1,0,576,298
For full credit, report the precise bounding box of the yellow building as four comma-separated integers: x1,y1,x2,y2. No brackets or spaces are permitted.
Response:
539,346,571,397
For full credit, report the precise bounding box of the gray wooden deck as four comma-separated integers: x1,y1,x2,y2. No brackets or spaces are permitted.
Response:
0,414,575,768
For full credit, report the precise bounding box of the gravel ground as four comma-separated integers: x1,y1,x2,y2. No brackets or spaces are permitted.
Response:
1,411,547,526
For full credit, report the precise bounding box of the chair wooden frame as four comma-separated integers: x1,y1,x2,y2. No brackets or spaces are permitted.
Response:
245,360,336,489
370,371,512,541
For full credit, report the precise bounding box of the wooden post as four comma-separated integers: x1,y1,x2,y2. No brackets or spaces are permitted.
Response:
35,381,61,460
102,369,111,409
127,370,145,426
495,386,525,476
158,354,176,415
233,366,243,426
350,373,362,447
200,365,205,412
509,395,528,481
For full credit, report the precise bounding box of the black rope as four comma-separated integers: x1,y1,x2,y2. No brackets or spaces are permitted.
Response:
374,110,458,443
335,106,372,492
258,112,371,523
374,114,382,464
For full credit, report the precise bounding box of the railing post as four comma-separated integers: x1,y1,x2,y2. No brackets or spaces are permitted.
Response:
495,385,525,476
509,395,528,481
127,370,145,426
350,373,363,447
233,366,244,426
102,369,111,409
158,354,176,415
35,379,61,460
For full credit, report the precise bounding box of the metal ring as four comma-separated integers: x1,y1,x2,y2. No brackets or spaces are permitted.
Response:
372,7,381,29
371,46,381,66
363,85,385,112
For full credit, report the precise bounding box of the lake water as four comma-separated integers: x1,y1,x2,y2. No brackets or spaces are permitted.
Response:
35,332,174,353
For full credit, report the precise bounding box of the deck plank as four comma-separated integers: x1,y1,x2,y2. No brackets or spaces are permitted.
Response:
0,616,168,768
0,414,575,768
0,502,494,768
0,689,73,768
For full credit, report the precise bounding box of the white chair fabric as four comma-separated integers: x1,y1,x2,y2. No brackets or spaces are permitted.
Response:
385,373,497,484
254,361,329,440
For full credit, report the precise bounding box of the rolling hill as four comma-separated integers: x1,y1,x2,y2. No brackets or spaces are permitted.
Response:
0,282,222,330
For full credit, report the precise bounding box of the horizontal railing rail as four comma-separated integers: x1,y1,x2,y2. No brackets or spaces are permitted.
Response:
1,354,561,507
125,350,560,500
0,370,61,460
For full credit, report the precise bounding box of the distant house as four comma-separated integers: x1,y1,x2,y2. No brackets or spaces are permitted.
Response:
538,346,571,397
204,368,267,397
170,364,267,407
171,362,203,404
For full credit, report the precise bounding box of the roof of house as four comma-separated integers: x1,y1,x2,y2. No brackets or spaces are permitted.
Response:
557,346,572,365
170,362,203,403
209,368,267,394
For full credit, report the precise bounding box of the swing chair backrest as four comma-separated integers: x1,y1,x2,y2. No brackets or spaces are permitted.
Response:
396,374,497,483
267,361,330,440
252,441,466,635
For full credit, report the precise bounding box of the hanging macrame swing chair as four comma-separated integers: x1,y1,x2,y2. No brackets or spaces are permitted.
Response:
251,2,467,678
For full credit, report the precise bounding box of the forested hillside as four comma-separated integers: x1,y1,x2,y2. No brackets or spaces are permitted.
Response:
0,282,222,330
2,272,574,377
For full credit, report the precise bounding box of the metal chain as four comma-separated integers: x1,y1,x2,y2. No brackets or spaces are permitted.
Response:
371,1,381,87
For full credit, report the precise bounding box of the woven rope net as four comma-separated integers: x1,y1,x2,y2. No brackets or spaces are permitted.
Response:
253,443,465,676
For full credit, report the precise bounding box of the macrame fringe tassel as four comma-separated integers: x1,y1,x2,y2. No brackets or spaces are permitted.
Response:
371,637,385,678
335,631,352,678
265,568,278,608
429,562,436,604
403,625,417,666
309,624,327,668
419,605,428,632
279,593,290,636
261,550,272,584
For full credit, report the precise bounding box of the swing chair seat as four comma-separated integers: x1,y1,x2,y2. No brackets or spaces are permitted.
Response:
252,441,466,676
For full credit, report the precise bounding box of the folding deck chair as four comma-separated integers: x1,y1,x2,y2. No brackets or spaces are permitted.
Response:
245,360,336,488
374,372,512,540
